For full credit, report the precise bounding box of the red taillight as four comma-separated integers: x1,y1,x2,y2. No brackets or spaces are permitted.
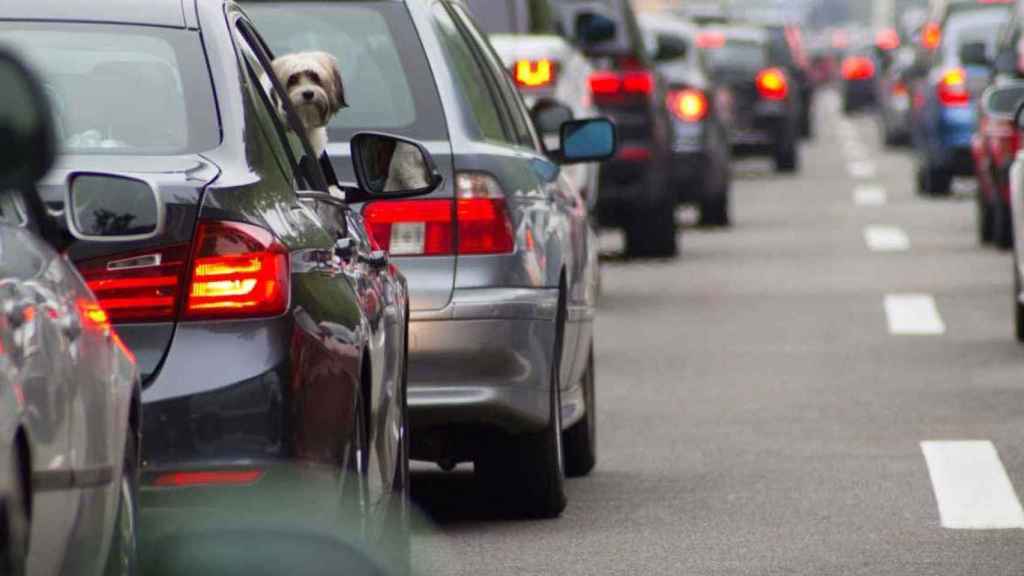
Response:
922,22,941,51
184,221,289,320
588,70,654,99
875,28,900,52
841,56,876,81
937,68,970,107
514,59,556,88
362,173,514,256
696,31,726,49
153,469,264,488
756,68,788,101
667,88,708,122
78,245,190,323
891,81,908,96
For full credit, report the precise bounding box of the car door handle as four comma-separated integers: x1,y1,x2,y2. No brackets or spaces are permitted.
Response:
358,250,389,271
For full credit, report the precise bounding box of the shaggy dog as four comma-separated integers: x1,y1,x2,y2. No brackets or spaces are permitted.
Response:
271,51,346,157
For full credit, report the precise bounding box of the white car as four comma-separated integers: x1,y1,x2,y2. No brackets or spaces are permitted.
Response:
467,0,601,211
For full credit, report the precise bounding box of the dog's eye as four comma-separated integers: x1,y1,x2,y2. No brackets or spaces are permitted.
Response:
308,72,321,85
287,74,299,87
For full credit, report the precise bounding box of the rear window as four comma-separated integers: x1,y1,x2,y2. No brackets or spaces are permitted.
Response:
244,2,448,142
0,22,219,155
943,7,1011,61
704,40,767,72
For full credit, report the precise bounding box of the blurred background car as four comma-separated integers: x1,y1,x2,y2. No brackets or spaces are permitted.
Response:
640,13,732,226
762,22,816,139
249,0,613,519
699,25,802,173
0,46,140,576
3,1,441,572
840,45,880,113
464,0,602,214
551,0,679,257
876,46,918,145
912,0,1012,195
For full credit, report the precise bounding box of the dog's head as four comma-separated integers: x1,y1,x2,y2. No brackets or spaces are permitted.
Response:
271,51,347,130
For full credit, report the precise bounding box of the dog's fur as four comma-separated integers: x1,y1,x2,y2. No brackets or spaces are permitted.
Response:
271,51,346,157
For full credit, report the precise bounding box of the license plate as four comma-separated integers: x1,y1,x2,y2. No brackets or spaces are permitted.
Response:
390,222,425,256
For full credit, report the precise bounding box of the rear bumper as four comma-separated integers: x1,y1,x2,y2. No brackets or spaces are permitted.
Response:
407,288,558,458
843,79,875,107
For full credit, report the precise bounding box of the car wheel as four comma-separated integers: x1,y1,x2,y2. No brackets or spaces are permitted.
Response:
920,162,952,196
994,197,1014,250
478,292,568,519
1015,260,1024,343
625,191,677,259
0,447,28,576
774,134,799,173
699,166,731,227
380,317,412,576
978,190,994,244
563,349,596,478
104,433,138,576
800,109,813,140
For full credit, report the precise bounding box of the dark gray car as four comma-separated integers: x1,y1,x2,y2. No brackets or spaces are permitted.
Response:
0,46,140,575
247,0,614,518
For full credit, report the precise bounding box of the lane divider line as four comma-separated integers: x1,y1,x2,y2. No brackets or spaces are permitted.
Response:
854,185,887,206
864,225,910,252
921,441,1024,530
884,294,946,335
848,161,877,179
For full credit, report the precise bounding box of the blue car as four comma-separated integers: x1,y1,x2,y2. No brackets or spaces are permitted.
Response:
913,4,1010,195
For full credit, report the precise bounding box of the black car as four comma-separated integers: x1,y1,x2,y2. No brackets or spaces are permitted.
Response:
552,0,679,257
701,25,802,173
763,23,815,139
1,0,442,571
640,14,732,226
840,46,880,113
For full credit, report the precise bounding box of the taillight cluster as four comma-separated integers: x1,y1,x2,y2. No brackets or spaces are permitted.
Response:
362,172,514,257
588,70,655,103
667,89,708,122
756,68,788,101
77,221,289,324
841,57,876,81
937,68,970,107
514,59,556,88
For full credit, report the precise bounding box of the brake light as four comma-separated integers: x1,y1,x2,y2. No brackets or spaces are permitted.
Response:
588,70,654,98
667,89,708,122
756,68,788,101
696,31,726,49
588,71,621,95
514,59,556,88
362,173,514,256
153,469,264,488
891,81,908,96
78,245,190,323
922,22,941,51
937,68,969,107
875,28,900,52
842,56,876,81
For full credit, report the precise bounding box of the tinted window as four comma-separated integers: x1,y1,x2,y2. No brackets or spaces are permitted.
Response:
0,22,219,155
244,2,448,143
431,2,511,144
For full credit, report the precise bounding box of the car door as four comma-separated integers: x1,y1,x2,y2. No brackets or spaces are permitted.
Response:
450,1,595,391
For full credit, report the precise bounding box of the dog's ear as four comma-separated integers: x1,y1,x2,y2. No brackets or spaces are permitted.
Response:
316,52,347,114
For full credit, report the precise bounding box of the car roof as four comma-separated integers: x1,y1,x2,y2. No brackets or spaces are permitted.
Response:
702,25,766,44
2,0,190,28
638,13,699,37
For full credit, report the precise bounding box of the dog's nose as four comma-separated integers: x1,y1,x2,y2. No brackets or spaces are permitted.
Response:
302,90,315,101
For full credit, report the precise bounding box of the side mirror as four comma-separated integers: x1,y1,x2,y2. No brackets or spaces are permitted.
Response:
575,11,616,46
996,49,1019,76
984,83,1024,119
557,118,616,165
959,41,990,68
65,173,164,241
350,133,443,199
531,100,575,135
0,47,57,186
655,33,688,62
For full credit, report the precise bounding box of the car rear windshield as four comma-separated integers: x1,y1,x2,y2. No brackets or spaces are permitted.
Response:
244,2,448,143
704,40,766,73
0,22,220,155
942,7,1010,62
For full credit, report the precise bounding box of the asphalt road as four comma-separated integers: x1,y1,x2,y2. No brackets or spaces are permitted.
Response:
408,91,1024,576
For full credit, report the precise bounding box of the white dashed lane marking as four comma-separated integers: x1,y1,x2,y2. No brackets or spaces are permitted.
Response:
884,294,946,335
864,226,909,252
921,441,1024,530
854,185,887,206
847,160,877,179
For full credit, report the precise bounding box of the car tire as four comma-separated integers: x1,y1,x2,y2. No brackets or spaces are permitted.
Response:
478,292,568,519
625,193,677,259
699,166,731,227
919,162,952,196
994,197,1014,250
383,313,412,576
978,190,994,244
104,433,138,576
1015,260,1024,343
800,107,813,140
0,447,28,576
563,349,596,478
774,134,799,173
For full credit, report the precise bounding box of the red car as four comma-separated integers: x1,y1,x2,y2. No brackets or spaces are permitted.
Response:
973,84,1024,248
